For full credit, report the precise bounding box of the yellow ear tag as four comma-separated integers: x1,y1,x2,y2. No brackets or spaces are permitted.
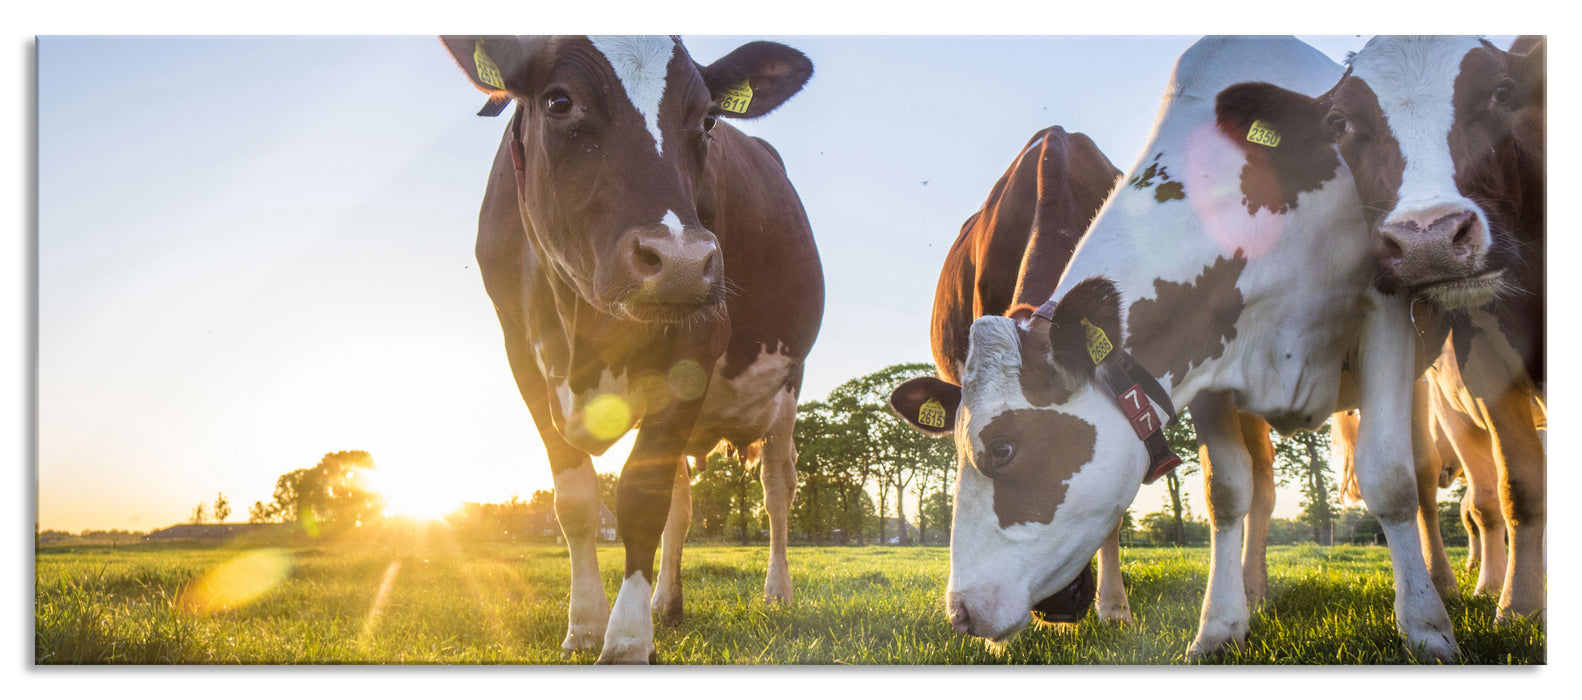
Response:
473,41,506,90
1081,319,1113,365
1246,119,1282,148
718,80,754,114
918,398,948,429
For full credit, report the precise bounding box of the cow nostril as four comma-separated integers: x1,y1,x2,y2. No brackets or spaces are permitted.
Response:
634,242,662,274
1451,215,1477,253
1379,234,1404,265
949,598,972,635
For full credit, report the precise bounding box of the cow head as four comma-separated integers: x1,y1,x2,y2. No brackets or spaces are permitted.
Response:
443,35,813,323
1216,36,1544,309
892,279,1156,642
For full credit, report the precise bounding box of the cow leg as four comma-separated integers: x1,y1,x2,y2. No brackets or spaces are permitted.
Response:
1438,400,1505,595
1353,297,1457,662
1483,391,1546,624
552,458,612,651
1187,393,1253,660
759,391,799,604
1094,524,1131,622
1241,414,1275,607
1459,494,1483,575
493,318,611,653
650,457,692,624
1411,381,1458,601
598,408,699,664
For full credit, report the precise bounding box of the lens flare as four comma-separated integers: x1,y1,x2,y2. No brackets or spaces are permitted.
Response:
668,360,708,401
177,548,293,615
585,394,633,441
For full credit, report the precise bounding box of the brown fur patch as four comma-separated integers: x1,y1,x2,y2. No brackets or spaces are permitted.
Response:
977,409,1097,529
1125,253,1248,382
1018,319,1073,407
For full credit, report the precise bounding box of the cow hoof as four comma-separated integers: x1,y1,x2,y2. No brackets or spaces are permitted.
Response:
1494,606,1545,627
561,627,604,653
765,571,794,604
1186,621,1246,661
1096,605,1132,624
1402,632,1459,664
594,643,656,665
651,589,684,625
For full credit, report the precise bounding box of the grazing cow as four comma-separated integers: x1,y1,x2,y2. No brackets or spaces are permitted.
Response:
890,36,1462,661
902,125,1130,623
896,126,1287,622
1239,35,1546,623
443,35,823,663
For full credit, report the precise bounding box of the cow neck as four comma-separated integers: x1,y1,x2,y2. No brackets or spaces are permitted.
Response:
1033,300,1182,485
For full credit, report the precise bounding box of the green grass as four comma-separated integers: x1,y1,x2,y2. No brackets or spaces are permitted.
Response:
35,536,1544,665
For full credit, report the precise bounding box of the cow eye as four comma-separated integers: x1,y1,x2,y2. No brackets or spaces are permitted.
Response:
545,92,574,117
1490,81,1516,110
702,114,718,133
985,438,1017,472
1325,112,1349,138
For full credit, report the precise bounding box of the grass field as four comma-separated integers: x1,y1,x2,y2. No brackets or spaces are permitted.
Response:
34,535,1545,665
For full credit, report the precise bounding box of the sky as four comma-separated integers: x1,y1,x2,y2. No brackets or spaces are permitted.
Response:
29,31,1528,534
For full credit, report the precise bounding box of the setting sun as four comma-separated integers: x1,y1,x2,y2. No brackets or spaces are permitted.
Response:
363,464,465,523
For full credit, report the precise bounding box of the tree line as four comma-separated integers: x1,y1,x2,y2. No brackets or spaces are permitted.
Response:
222,365,1469,549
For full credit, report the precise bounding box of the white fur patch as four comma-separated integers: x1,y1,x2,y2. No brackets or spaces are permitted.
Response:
1349,36,1486,220
660,210,684,237
600,572,656,663
589,36,677,156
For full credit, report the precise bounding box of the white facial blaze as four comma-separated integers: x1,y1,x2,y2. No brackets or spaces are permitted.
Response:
589,36,677,156
660,210,684,238
1349,36,1485,220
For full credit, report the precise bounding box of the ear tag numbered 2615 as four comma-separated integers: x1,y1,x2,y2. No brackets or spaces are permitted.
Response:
918,398,947,429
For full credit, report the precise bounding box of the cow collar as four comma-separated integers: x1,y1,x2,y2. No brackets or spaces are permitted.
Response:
1033,300,1183,485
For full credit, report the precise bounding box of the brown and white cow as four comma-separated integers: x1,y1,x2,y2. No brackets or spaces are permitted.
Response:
443,35,823,663
892,36,1461,661
1240,35,1546,623
895,125,1287,624
898,126,1130,623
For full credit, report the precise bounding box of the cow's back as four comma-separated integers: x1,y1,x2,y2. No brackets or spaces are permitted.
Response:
931,127,1120,383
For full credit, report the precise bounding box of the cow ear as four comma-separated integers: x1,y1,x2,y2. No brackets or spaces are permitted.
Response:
699,41,813,119
1508,36,1545,109
441,36,533,114
1042,277,1124,377
889,377,960,437
1215,81,1332,152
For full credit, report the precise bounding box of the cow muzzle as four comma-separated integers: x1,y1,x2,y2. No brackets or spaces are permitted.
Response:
946,584,1032,642
615,226,723,322
1375,205,1501,308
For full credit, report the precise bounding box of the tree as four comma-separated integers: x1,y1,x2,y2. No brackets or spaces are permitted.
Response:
248,500,273,524
212,492,231,523
1161,408,1206,546
822,362,956,545
253,451,384,534
1272,428,1339,545
189,502,207,524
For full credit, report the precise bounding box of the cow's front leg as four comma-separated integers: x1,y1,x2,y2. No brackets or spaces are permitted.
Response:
550,458,611,652
1355,296,1457,662
597,413,698,665
1094,525,1131,622
760,391,798,604
1187,393,1254,660
650,457,692,624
